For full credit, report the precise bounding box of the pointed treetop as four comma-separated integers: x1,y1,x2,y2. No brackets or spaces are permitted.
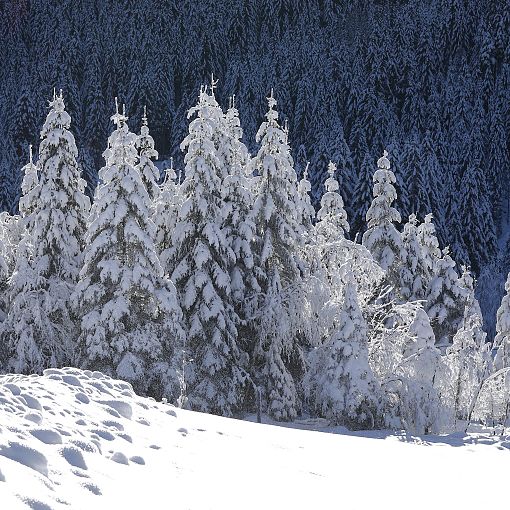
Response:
327,161,336,178
408,213,418,226
210,73,218,96
142,105,148,126
377,149,390,170
49,88,65,112
325,161,340,193
111,97,127,127
28,144,33,166
267,88,276,109
304,161,310,181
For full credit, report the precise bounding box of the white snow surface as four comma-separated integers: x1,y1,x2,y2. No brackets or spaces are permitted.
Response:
0,368,508,509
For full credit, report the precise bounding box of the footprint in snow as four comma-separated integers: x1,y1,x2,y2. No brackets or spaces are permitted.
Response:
129,455,145,465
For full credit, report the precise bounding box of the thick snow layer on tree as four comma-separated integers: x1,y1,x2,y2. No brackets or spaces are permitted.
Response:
0,368,509,509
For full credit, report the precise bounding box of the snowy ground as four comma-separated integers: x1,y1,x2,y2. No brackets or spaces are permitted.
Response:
0,369,508,509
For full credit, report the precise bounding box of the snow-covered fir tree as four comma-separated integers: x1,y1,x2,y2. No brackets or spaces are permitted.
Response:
72,101,183,399
446,294,489,424
494,273,510,370
296,163,316,235
315,161,349,244
250,90,306,420
135,106,160,202
399,308,442,434
170,87,247,416
2,91,90,374
221,96,260,341
400,214,428,302
417,213,442,285
154,158,182,277
305,271,381,429
362,150,405,295
426,247,467,349
18,144,40,230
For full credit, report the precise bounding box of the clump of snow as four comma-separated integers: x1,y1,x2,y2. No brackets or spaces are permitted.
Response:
0,368,509,509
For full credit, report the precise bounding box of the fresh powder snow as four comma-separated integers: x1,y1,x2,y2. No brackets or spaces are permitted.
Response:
0,368,509,509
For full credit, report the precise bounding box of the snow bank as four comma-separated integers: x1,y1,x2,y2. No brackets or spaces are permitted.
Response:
0,368,509,509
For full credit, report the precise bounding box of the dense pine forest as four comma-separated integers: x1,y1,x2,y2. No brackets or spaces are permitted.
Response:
2,0,510,333
1,0,510,432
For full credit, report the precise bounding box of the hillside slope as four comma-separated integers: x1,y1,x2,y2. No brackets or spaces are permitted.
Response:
0,368,507,509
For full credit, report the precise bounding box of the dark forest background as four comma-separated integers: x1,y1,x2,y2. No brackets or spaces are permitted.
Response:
1,0,509,335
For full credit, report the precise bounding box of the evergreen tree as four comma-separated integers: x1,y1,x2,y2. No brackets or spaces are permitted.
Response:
417,213,442,284
447,294,489,423
2,91,90,374
305,271,381,429
154,158,182,277
494,273,510,370
426,247,467,349
400,308,442,434
135,106,160,202
222,97,260,338
72,101,182,399
400,214,428,302
297,163,316,235
250,90,304,420
18,144,40,230
170,88,247,416
362,150,405,290
315,161,349,245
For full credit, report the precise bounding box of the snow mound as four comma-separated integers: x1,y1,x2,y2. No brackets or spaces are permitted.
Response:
0,368,509,509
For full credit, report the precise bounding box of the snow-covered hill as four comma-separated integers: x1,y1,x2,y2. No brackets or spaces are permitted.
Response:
0,368,508,510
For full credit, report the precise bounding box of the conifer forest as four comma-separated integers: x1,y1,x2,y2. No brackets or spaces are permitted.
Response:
2,0,510,434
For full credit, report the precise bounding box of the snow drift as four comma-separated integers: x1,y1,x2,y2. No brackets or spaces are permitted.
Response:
0,368,508,509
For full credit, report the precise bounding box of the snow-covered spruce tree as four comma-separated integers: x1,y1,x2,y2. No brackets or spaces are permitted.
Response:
154,158,182,277
305,271,381,429
446,294,490,425
426,247,467,350
18,144,40,230
494,273,510,370
399,308,443,435
313,160,350,287
250,90,305,421
362,150,405,294
297,162,316,235
170,87,247,416
315,161,349,245
72,102,183,400
400,214,428,302
2,91,90,374
135,106,160,203
221,96,260,345
417,213,442,285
